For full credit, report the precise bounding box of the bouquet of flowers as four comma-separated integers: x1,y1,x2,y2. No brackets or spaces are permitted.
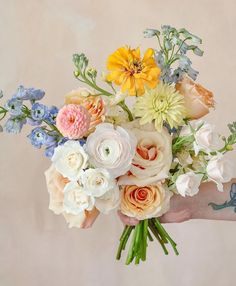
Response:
1,25,236,265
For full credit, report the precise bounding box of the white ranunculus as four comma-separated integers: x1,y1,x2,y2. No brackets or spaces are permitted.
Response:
118,120,172,186
85,123,137,178
80,168,116,197
193,122,221,154
63,181,95,215
176,172,203,197
207,155,233,191
52,140,88,181
95,185,120,214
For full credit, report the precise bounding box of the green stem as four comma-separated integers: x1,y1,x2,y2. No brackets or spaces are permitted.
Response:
126,226,138,265
118,101,134,121
116,226,133,260
148,221,169,255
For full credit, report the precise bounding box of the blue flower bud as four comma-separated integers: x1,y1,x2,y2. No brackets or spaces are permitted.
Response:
143,28,160,38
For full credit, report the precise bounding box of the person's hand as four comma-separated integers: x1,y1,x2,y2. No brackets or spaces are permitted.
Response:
117,194,193,226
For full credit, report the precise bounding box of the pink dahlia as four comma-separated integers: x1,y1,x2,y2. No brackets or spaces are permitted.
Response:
56,104,91,139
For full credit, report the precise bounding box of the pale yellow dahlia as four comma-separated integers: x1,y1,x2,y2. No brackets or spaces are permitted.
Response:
106,46,160,96
133,82,186,131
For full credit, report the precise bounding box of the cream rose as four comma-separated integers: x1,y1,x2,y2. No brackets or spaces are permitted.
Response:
85,123,137,178
176,172,203,197
95,186,120,214
44,165,99,228
52,140,88,181
207,155,233,191
44,164,69,214
176,75,214,119
118,120,172,186
80,168,117,197
63,181,95,215
120,183,172,220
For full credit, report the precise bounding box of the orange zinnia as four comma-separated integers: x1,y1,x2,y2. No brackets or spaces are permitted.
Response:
106,46,161,96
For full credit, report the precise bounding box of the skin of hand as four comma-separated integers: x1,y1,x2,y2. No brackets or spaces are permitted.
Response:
117,180,236,226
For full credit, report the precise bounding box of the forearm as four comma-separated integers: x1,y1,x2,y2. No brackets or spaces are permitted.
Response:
170,179,236,221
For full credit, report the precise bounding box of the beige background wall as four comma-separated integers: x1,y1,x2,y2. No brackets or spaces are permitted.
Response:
0,0,236,285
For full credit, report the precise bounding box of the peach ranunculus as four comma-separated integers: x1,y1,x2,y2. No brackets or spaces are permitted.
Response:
175,75,214,119
65,88,106,130
120,183,172,220
44,165,99,228
118,120,172,186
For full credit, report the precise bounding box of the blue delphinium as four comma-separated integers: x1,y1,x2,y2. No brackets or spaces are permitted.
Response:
28,127,48,148
5,98,23,117
45,106,59,124
4,117,26,134
31,103,49,122
13,85,45,102
144,25,204,84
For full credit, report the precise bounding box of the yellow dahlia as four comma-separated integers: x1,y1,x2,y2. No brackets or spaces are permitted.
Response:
106,46,160,96
133,82,186,132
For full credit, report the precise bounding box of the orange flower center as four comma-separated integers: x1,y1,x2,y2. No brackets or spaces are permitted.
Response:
137,144,158,160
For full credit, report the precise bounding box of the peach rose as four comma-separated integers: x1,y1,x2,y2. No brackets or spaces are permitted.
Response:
65,88,105,130
120,183,172,220
175,75,214,119
44,165,99,228
118,120,172,186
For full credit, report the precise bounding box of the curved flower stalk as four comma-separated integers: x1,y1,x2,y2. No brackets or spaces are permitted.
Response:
144,25,204,84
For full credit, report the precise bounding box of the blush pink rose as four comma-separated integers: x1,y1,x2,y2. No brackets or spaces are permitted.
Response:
56,104,91,139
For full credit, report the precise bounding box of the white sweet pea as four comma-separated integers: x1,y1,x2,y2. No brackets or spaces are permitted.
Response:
176,150,193,167
207,155,233,191
63,181,95,215
176,172,203,197
52,140,88,181
80,168,116,197
85,123,137,178
95,185,120,214
193,122,221,155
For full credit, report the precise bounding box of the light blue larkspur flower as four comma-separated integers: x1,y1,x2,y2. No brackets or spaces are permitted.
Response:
28,127,48,148
143,28,160,38
26,117,42,126
4,117,26,134
179,42,188,54
5,98,23,116
187,66,199,81
45,106,59,124
154,51,165,68
13,85,45,101
31,103,49,121
45,143,58,158
179,55,192,69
